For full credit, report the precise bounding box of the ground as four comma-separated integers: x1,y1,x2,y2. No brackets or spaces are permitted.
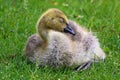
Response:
0,0,120,80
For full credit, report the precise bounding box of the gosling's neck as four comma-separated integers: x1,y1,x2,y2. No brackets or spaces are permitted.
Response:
37,20,49,48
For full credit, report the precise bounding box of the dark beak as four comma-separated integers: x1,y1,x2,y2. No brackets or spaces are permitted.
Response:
64,24,75,35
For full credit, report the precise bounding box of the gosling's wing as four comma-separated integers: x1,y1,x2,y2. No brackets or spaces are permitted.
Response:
25,34,42,59
69,20,106,60
66,20,105,69
67,20,87,41
82,33,106,60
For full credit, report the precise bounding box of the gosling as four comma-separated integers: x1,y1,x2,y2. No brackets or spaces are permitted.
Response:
25,8,106,71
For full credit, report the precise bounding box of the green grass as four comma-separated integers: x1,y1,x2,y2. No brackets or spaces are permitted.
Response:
0,0,120,80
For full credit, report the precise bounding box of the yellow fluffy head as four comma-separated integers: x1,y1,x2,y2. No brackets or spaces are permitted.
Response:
37,8,69,32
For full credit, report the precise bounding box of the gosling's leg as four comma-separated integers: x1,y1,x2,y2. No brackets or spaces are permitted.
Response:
76,61,92,71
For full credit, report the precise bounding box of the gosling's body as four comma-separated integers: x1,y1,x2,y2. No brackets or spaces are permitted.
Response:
26,30,73,67
26,20,105,68
25,8,105,70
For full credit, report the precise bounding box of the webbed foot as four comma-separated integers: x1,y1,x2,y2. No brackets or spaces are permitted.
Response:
75,62,92,71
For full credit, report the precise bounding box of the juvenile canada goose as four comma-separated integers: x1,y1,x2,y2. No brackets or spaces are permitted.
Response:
25,8,106,71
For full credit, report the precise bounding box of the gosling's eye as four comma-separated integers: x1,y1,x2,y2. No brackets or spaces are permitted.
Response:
59,18,64,23
51,17,54,20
